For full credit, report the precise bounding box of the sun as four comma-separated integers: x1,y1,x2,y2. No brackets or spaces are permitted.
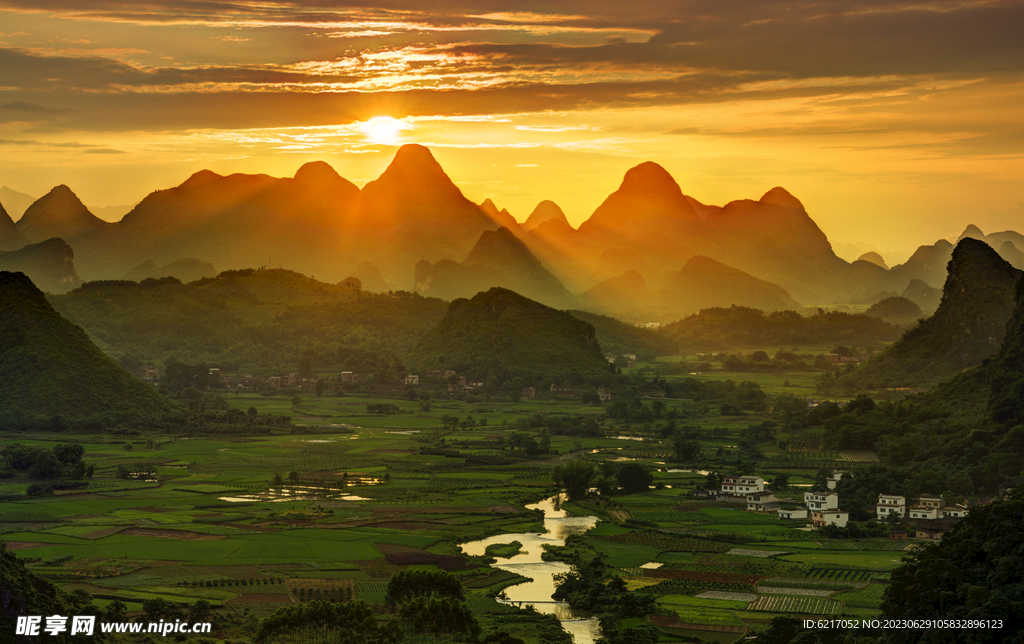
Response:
361,116,408,144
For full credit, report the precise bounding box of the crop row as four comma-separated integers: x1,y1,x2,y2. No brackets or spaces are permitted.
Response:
807,568,874,582
747,595,840,615
644,569,763,585
605,531,730,553
637,579,757,595
293,587,354,602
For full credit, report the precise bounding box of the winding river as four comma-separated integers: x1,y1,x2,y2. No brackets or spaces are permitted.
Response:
460,495,602,644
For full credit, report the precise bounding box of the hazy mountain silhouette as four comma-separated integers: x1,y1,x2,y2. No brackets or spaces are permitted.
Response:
74,164,365,281
16,185,109,243
0,238,80,293
840,238,1022,388
20,147,1022,320
406,287,608,381
348,261,391,293
997,241,1024,270
582,270,651,318
415,227,574,308
0,201,29,251
361,145,498,262
122,258,216,283
581,257,802,322
0,271,180,422
665,256,803,314
864,296,923,327
478,198,520,231
0,186,36,220
858,251,889,270
578,161,700,251
901,279,943,315
523,200,570,232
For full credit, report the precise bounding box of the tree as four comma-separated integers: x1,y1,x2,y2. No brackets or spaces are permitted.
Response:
672,435,700,461
769,473,790,491
288,471,299,483
291,396,301,407
315,379,326,397
104,600,127,622
247,406,258,417
616,463,653,494
881,494,1024,643
706,471,720,490
552,459,596,501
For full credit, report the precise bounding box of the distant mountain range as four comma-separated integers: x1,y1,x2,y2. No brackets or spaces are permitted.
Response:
1,145,1022,324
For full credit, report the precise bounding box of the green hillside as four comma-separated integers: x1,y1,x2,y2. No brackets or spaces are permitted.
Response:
48,268,451,374
566,309,676,360
660,306,899,350
406,287,612,384
0,271,181,427
838,238,1022,390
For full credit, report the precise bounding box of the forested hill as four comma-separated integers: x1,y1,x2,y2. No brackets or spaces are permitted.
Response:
48,269,452,375
823,274,1024,493
406,287,615,385
837,238,1022,390
566,309,676,360
47,270,666,378
0,543,107,644
660,306,900,350
0,271,181,426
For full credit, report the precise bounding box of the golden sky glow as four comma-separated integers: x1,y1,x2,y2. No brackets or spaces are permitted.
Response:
1,0,1022,262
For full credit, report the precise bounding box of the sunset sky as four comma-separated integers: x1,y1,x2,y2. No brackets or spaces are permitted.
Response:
1,0,1022,262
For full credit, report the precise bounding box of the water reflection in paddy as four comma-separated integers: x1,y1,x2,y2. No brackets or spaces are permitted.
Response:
460,495,601,644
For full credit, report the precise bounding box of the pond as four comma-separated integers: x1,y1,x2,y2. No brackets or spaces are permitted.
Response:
460,494,601,644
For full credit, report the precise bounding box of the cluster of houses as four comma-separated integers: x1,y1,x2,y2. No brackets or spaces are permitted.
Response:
708,472,970,540
266,373,319,389
825,351,875,364
520,385,611,401
604,353,637,367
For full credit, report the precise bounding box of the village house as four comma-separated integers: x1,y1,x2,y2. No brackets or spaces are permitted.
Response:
746,491,778,512
427,370,443,378
778,506,809,520
598,388,613,401
521,387,536,399
721,476,764,496
268,376,281,388
804,491,839,511
908,505,939,520
405,374,419,385
135,365,160,382
812,510,849,528
827,470,848,490
876,494,906,520
340,372,359,384
889,530,908,541
942,504,969,519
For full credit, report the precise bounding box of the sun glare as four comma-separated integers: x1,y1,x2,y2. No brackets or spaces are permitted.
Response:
362,116,408,144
